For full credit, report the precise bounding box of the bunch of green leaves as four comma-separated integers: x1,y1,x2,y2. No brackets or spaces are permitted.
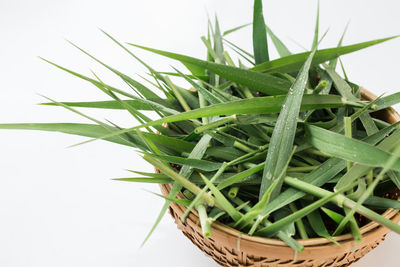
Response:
2,0,400,252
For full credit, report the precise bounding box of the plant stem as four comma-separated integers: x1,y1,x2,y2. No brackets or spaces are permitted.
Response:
313,80,328,94
289,203,309,239
344,116,353,171
228,186,240,198
142,154,215,206
165,76,191,112
284,176,400,235
194,115,237,134
196,202,212,237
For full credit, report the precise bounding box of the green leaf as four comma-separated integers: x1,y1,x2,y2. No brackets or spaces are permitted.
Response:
113,177,172,184
173,67,224,104
259,48,316,200
335,129,400,190
40,99,178,111
142,152,223,171
252,0,269,64
199,173,242,222
323,64,358,100
223,23,251,36
218,163,264,190
363,196,400,210
256,186,345,237
251,36,398,73
213,16,225,64
265,25,291,57
321,207,344,224
334,143,400,235
0,123,139,147
375,92,400,111
77,94,346,147
68,41,161,100
253,121,393,222
129,43,292,95
305,207,340,245
305,124,400,171
311,1,320,50
147,191,192,207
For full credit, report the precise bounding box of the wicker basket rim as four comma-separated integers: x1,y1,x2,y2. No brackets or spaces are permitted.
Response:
161,87,400,248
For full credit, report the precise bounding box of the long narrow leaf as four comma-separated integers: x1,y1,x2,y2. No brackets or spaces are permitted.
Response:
129,43,292,95
251,36,398,73
259,48,316,200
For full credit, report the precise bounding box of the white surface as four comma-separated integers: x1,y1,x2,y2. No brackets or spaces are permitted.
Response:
1,0,400,266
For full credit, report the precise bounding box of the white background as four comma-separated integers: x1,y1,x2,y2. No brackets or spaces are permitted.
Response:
1,0,400,266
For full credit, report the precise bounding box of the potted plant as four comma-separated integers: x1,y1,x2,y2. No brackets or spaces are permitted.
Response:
1,1,400,266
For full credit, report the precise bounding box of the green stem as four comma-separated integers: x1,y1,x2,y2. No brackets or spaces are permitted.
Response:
284,176,400,235
289,203,309,239
344,116,353,172
228,186,240,198
196,202,212,238
142,154,215,206
234,140,255,153
231,198,303,252
313,80,328,94
198,92,208,124
194,115,237,134
181,162,228,221
287,166,319,172
164,76,191,112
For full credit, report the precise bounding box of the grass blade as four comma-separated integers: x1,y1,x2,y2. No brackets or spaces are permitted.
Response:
252,0,269,64
265,25,291,57
259,48,316,200
306,124,400,170
141,152,223,171
223,23,251,36
129,43,291,95
251,36,398,73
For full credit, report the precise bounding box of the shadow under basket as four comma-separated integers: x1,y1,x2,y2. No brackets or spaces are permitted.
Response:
159,88,400,267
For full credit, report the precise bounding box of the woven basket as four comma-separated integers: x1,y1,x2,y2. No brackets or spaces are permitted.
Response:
159,88,400,267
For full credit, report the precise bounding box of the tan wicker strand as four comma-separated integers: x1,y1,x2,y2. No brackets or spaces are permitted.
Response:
159,88,400,267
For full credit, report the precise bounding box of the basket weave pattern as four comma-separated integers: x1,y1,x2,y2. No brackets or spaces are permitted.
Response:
161,184,398,267
169,202,386,266
159,89,400,267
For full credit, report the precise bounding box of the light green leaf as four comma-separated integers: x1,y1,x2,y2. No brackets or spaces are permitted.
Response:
305,124,400,171
252,0,269,64
142,152,223,171
129,43,291,95
265,25,291,57
251,36,398,73
259,48,316,200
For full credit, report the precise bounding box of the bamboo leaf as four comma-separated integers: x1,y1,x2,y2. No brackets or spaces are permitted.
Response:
223,23,251,36
311,0,320,50
113,177,172,184
142,152,223,171
259,48,316,200
0,123,140,147
321,207,344,224
305,124,400,171
129,43,292,95
252,0,269,64
305,207,340,245
68,41,161,100
40,99,178,111
200,173,242,221
253,123,392,223
251,36,398,73
70,94,347,148
375,92,400,111
265,25,291,57
256,186,346,237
